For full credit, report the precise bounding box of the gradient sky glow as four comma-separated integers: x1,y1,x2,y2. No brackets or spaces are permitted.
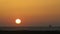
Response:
0,0,60,27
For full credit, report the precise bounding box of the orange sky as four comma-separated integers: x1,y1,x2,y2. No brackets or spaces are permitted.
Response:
0,0,60,27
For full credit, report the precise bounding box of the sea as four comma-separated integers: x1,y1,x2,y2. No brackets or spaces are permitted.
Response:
0,27,60,31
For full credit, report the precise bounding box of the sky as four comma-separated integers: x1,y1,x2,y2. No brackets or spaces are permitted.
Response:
0,0,60,27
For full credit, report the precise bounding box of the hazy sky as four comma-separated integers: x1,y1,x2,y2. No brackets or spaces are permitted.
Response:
0,0,60,27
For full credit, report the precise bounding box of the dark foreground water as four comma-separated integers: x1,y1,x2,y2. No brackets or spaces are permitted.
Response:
0,27,60,34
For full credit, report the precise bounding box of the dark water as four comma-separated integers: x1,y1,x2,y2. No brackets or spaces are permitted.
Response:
0,27,60,31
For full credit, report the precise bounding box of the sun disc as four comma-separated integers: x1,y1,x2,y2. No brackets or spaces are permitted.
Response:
15,19,21,24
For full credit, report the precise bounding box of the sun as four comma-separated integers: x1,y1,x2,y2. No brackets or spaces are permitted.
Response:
15,19,21,24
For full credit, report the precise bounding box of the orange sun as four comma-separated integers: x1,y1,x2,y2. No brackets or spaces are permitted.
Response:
15,19,21,24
